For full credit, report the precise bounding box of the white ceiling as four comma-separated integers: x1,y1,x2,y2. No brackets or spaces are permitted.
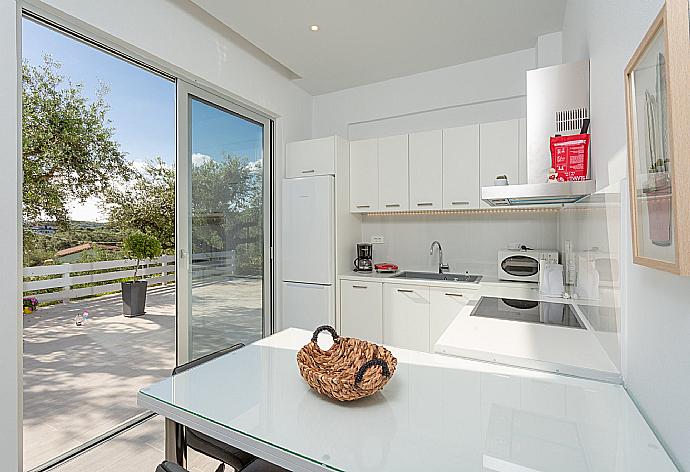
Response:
190,0,567,95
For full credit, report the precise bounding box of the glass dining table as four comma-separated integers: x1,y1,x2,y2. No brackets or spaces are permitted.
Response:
139,328,677,472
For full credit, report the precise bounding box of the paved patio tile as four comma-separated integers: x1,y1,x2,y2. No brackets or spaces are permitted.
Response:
24,278,262,471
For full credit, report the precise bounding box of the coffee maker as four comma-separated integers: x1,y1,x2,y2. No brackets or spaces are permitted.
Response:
354,243,373,272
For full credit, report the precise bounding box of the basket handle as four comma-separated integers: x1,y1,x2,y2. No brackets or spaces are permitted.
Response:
354,358,390,385
311,325,339,344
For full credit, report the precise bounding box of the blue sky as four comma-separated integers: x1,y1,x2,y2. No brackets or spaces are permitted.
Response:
22,18,264,222
22,18,176,167
191,98,263,166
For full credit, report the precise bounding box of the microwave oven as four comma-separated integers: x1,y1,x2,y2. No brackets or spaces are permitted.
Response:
498,249,559,282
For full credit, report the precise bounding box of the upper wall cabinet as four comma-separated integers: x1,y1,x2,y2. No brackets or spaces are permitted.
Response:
480,119,520,208
286,136,336,178
443,125,480,209
348,118,525,214
349,138,379,212
409,130,443,210
624,0,690,275
378,134,410,211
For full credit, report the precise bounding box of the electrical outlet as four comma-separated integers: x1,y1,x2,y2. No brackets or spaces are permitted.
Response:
371,235,384,244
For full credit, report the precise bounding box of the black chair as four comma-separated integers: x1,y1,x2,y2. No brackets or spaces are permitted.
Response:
156,461,188,472
172,344,289,472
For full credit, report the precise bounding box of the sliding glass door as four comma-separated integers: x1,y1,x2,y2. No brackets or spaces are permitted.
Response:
177,81,272,363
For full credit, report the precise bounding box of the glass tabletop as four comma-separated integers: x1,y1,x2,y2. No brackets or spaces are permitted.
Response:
140,330,677,472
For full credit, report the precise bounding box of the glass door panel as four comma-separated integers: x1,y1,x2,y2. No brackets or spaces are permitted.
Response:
177,81,271,362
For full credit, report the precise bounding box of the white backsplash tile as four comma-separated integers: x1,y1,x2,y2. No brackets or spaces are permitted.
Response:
360,212,559,277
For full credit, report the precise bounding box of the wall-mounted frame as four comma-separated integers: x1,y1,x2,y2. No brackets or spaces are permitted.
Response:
625,0,690,275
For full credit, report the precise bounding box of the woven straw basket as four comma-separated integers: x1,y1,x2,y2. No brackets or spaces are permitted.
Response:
297,325,397,402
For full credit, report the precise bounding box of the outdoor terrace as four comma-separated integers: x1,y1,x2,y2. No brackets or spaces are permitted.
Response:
23,260,262,472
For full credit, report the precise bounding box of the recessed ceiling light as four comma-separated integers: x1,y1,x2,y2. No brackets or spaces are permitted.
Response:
310,25,319,31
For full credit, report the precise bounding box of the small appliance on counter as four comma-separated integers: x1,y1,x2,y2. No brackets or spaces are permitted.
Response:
353,243,373,272
539,261,565,297
374,262,399,273
498,248,559,282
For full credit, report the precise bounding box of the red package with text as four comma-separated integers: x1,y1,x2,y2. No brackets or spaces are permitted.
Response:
550,134,590,181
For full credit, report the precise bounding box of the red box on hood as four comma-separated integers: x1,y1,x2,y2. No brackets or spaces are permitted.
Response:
550,134,590,182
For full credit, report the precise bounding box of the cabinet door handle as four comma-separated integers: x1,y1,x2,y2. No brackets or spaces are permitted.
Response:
301,169,315,174
397,289,414,293
417,202,433,206
385,203,400,208
445,292,464,297
352,285,368,289
451,201,470,205
356,204,371,208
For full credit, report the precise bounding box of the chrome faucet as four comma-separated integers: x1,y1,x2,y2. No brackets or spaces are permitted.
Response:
430,240,450,274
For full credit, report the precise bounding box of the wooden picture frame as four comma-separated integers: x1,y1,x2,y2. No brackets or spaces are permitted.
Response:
625,0,690,275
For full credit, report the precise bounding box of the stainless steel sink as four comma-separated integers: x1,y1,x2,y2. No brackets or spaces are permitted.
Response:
391,271,482,283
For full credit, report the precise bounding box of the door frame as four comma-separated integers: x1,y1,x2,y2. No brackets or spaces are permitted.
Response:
176,80,274,364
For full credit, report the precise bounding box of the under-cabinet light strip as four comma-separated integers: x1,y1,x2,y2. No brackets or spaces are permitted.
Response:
363,207,562,216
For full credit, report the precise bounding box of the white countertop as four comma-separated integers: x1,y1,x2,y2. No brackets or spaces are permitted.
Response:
435,296,622,383
139,328,676,472
339,269,621,383
339,269,537,290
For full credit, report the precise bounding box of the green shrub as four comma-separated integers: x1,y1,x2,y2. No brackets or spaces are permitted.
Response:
123,231,162,279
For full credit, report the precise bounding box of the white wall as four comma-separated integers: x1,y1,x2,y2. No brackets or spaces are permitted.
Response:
313,48,536,139
563,1,690,469
361,212,559,277
0,1,22,470
313,48,557,275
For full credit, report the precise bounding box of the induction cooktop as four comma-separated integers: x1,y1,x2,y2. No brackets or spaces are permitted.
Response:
470,296,585,329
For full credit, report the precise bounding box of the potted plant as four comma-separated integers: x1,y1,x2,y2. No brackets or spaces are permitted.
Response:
121,231,162,317
22,297,38,314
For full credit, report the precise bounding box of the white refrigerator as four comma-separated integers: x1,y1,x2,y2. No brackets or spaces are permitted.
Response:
282,175,336,330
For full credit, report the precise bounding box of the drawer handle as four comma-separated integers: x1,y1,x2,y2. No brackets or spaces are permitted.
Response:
352,285,368,289
301,169,315,174
356,204,371,209
397,289,414,293
417,202,433,206
385,203,400,208
445,293,464,297
451,201,470,205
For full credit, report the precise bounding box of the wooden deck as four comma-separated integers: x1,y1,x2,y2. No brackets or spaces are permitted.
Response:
23,279,262,471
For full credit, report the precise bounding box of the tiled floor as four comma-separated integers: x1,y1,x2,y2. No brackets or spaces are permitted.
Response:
52,415,222,472
23,278,262,471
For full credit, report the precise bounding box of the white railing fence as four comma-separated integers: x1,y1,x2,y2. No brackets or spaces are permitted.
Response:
23,255,176,303
23,250,238,304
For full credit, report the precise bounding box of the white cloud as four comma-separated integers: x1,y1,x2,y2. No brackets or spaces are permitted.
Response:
192,153,212,167
68,196,107,223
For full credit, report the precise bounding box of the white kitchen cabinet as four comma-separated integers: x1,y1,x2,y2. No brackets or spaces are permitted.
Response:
286,136,336,178
349,139,379,212
339,280,383,343
282,282,334,331
378,134,409,211
480,119,520,208
409,129,443,210
442,125,480,209
429,287,472,348
383,284,430,351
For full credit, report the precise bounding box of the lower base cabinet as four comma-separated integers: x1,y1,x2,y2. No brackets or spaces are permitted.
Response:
429,287,471,347
383,284,430,352
339,280,383,343
340,280,479,352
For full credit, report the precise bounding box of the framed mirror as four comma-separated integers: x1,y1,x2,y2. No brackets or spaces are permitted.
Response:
625,0,690,275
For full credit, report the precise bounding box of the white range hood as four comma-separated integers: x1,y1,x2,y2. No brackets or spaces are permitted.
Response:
482,180,596,206
482,61,594,206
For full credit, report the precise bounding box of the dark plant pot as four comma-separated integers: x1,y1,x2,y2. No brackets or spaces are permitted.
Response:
122,280,147,317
